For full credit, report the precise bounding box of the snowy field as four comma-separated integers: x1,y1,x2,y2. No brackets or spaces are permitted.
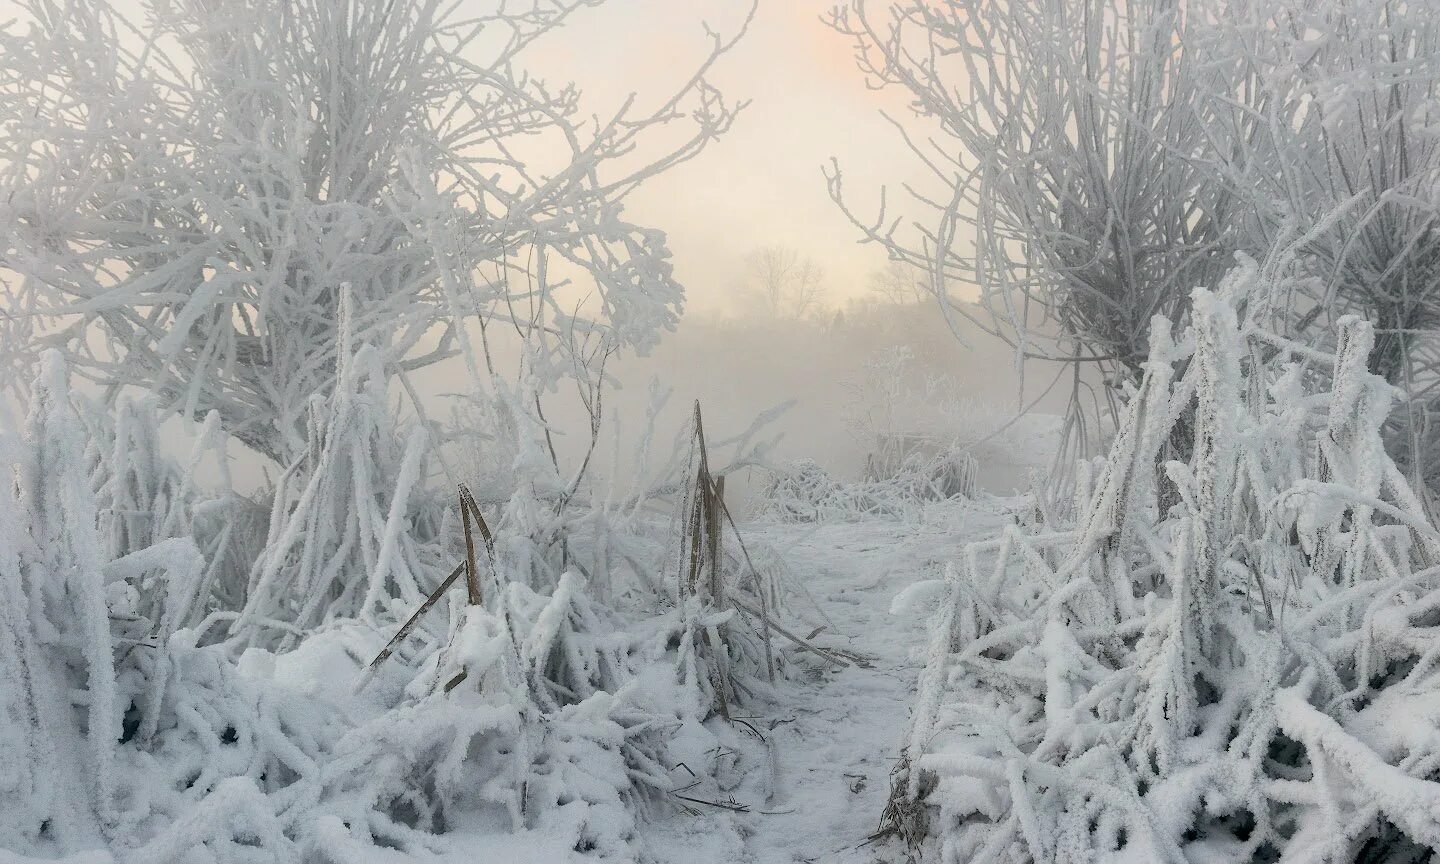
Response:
9,0,1440,861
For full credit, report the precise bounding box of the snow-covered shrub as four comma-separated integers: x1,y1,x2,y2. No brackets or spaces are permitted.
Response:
1,353,797,862
890,268,1440,862
756,448,977,523
863,438,978,501
757,457,965,523
825,0,1242,473
112,573,711,862
831,0,1440,506
849,347,981,493
756,458,847,523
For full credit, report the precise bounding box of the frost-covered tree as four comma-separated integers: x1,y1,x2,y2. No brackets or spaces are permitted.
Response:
0,0,749,466
868,260,928,306
742,244,827,320
829,0,1440,501
825,0,1240,384
0,0,757,637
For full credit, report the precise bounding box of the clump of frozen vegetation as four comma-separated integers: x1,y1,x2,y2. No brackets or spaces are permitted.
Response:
757,348,984,523
758,451,976,523
827,4,1440,851
0,349,795,863
888,263,1440,861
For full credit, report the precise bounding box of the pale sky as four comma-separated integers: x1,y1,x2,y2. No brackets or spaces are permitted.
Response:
531,0,934,315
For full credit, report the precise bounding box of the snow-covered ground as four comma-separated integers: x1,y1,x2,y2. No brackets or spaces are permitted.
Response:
645,508,1002,863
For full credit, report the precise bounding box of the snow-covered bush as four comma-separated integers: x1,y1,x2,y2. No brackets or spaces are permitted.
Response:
757,452,976,524
757,459,854,523
889,266,1440,862
755,347,993,523
849,348,979,500
863,440,977,502
0,355,785,862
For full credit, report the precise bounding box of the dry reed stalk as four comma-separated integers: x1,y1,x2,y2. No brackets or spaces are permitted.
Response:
363,486,497,680
690,402,853,678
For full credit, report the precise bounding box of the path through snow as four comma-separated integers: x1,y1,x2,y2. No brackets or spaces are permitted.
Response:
646,508,1002,864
